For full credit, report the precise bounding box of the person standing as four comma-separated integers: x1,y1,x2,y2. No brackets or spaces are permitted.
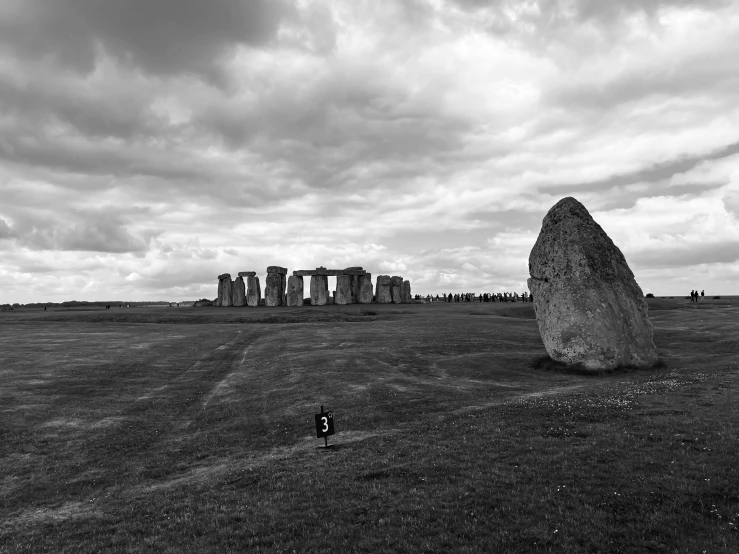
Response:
701,290,705,302
690,290,695,302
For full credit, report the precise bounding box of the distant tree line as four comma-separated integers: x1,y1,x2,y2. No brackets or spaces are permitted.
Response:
1,301,173,310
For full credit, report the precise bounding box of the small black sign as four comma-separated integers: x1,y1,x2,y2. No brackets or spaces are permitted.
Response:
315,410,335,438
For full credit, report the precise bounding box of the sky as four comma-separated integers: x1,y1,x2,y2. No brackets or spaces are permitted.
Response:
1,0,738,303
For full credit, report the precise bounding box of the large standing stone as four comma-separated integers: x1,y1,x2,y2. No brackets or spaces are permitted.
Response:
216,278,224,307
265,272,285,307
527,197,659,371
232,276,246,307
310,275,329,305
350,275,361,301
401,280,412,303
246,276,261,307
217,274,231,307
390,276,403,304
335,274,354,305
217,274,233,307
375,275,392,303
286,275,304,307
357,273,373,304
220,275,233,307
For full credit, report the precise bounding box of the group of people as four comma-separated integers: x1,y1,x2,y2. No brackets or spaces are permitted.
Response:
415,292,533,303
689,289,704,302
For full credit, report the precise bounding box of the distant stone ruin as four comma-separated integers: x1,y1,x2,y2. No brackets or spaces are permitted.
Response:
265,266,287,307
372,275,409,304
214,267,412,307
286,275,304,307
239,272,261,307
216,274,232,307
232,275,246,307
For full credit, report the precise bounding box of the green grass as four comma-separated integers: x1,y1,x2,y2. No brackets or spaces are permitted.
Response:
0,299,737,552
530,354,669,376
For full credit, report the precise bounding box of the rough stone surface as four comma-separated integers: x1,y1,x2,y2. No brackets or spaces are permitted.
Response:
357,273,373,303
218,273,231,281
310,275,329,305
238,271,256,277
267,266,288,275
232,276,246,307
286,275,304,307
265,272,285,306
390,276,403,304
296,267,349,276
375,275,392,303
527,197,658,371
335,274,353,305
350,275,361,301
401,280,412,303
219,276,233,307
246,276,261,307
216,279,223,307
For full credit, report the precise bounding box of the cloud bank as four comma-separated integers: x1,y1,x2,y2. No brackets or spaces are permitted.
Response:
1,0,738,302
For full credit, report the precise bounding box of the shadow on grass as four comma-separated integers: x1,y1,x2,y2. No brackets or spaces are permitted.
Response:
530,354,668,376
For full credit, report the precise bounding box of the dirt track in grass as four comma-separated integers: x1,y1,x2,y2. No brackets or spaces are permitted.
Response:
1,298,737,552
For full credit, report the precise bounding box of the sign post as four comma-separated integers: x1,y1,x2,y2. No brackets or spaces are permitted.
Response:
314,405,335,448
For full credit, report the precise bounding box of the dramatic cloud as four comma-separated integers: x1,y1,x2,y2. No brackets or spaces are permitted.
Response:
0,0,738,302
0,0,285,80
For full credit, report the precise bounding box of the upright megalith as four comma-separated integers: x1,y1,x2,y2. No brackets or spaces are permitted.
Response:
232,276,246,307
265,266,287,307
310,274,329,305
375,275,392,303
343,267,365,304
527,197,659,371
390,276,403,304
401,280,412,303
350,275,361,302
217,274,233,307
286,275,304,307
216,277,224,307
246,275,261,307
335,274,354,305
357,273,373,304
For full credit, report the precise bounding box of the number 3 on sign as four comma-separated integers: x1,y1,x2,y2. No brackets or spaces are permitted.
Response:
315,410,335,439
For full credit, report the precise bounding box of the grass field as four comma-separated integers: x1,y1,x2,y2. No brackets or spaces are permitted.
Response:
1,298,737,553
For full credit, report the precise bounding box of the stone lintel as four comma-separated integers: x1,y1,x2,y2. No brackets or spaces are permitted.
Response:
294,267,364,276
266,266,288,275
344,267,363,271
217,273,231,280
238,271,256,277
